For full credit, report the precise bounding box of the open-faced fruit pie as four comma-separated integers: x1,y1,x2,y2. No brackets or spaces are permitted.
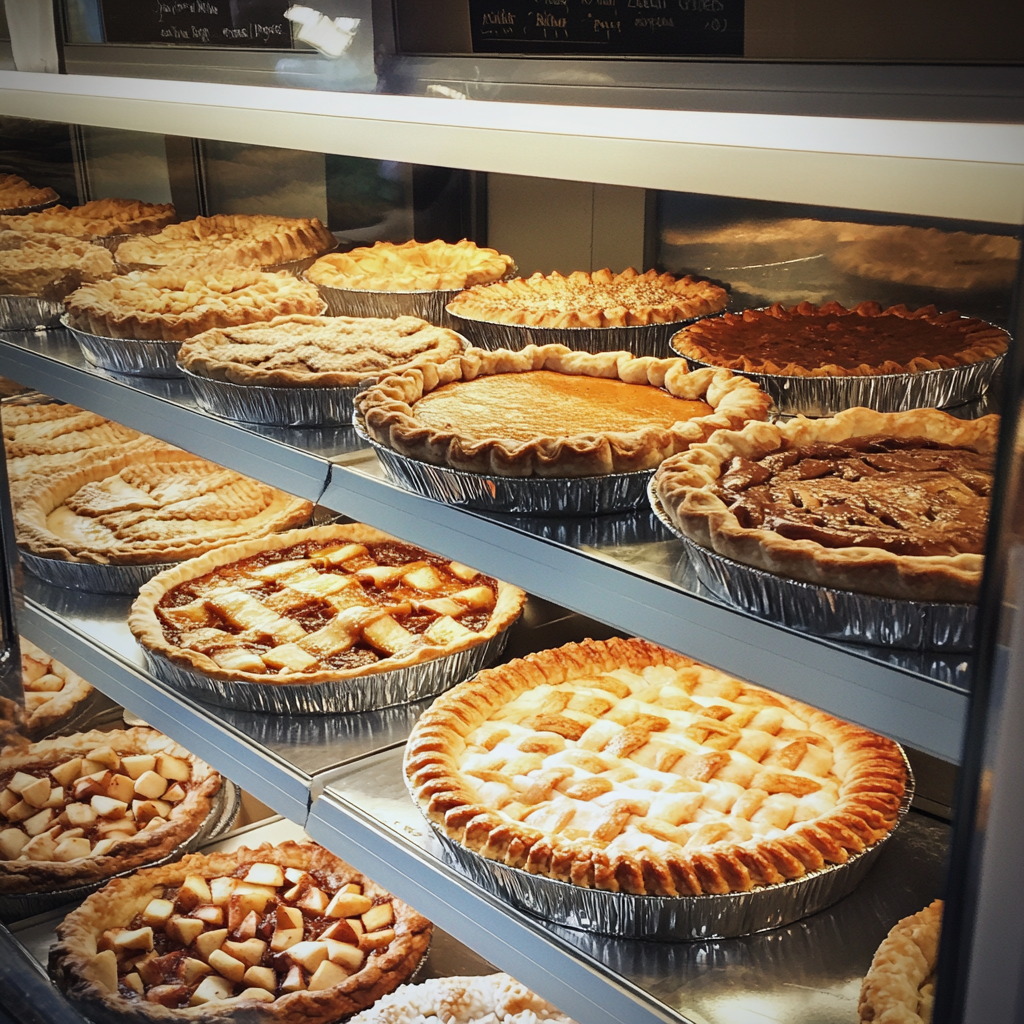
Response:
19,637,94,736
0,199,176,239
50,840,432,1023
0,173,58,212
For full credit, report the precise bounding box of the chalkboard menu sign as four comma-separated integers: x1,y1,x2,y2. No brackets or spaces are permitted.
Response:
469,0,744,55
100,1,291,47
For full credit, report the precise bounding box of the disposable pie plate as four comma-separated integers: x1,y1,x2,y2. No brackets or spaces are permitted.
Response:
648,480,977,652
19,549,177,596
0,294,63,331
0,198,60,217
60,313,182,378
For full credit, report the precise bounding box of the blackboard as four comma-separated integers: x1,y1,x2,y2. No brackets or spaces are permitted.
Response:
100,1,291,47
469,0,744,55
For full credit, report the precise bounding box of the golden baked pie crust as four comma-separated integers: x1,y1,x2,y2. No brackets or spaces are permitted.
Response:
20,637,94,736
0,174,58,211
0,231,115,299
1,199,175,239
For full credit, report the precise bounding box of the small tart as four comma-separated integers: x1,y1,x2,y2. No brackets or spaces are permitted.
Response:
65,264,326,341
0,173,58,212
0,198,176,239
177,314,465,388
357,344,770,478
19,637,94,736
0,726,220,893
129,523,526,686
50,840,432,1024
653,407,998,602
115,214,336,270
405,637,907,897
0,230,115,299
446,268,727,329
859,899,942,1023
672,301,1009,378
306,239,515,292
14,447,313,565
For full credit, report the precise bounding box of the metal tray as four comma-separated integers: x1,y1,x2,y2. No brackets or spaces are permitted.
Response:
60,313,182,378
0,294,64,331
19,549,175,596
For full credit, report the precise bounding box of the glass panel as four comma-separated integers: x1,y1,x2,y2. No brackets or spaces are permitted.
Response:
81,126,173,206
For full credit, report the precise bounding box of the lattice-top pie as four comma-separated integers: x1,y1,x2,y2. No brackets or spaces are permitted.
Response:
129,524,526,685
447,268,727,329
19,637,94,736
65,264,325,341
406,637,908,897
115,214,336,269
50,840,431,1024
177,314,465,388
0,727,220,893
0,230,115,299
0,198,176,239
307,239,515,292
0,173,58,212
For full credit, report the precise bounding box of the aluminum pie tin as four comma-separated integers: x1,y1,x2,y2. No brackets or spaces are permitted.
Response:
140,627,512,715
0,294,63,330
60,313,182,378
648,481,976,652
19,550,176,595
0,198,59,217
309,280,468,328
0,779,240,923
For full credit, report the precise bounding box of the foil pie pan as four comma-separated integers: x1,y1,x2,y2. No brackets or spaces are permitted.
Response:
19,550,176,596
648,481,977,652
61,314,182,377
309,280,466,327
0,295,63,330
0,779,240,923
0,198,59,217
141,628,512,715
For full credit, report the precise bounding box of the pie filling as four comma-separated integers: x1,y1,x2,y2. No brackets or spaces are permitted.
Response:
155,540,500,675
20,638,90,720
712,436,992,557
411,371,713,443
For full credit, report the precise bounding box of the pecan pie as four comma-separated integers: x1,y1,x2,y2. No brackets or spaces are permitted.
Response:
19,637,94,736
406,637,907,897
129,524,526,685
653,407,998,602
672,301,1008,378
357,345,770,478
50,840,431,1024
307,239,515,292
0,199,176,239
177,314,465,388
0,173,58,212
0,727,220,893
859,899,942,1023
14,447,313,565
446,268,727,329
0,230,115,299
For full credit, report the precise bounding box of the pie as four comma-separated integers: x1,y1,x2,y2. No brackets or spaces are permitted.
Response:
115,214,336,270
653,407,999,603
0,230,115,299
19,637,94,736
50,840,431,1023
0,198,176,239
64,264,326,341
859,899,942,1023
671,301,1009,378
446,268,727,329
0,726,221,893
306,239,515,292
14,447,313,565
357,344,770,478
129,523,526,685
176,314,465,388
0,173,58,212
405,637,908,897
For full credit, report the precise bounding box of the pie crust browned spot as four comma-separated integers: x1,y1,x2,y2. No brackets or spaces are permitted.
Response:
19,637,94,736
405,637,907,897
653,407,998,602
0,174,58,212
0,230,115,299
49,840,432,1024
0,198,176,239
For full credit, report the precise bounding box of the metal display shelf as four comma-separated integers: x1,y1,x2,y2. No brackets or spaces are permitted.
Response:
0,328,970,761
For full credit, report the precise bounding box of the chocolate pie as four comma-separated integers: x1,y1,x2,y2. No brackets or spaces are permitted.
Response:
0,231,115,300
0,174,58,212
0,199,176,239
19,638,94,736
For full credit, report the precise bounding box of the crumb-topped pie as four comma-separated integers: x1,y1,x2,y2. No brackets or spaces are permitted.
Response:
14,447,312,565
653,407,998,602
0,726,220,893
859,899,942,1023
446,268,727,329
406,637,907,897
0,230,115,299
129,524,526,685
177,314,465,388
0,198,175,239
357,344,770,478
19,637,94,736
0,173,58,212
50,840,431,1023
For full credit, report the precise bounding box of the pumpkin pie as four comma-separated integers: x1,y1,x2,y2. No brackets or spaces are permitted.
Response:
0,173,58,212
0,231,115,300
19,637,94,736
1,198,176,239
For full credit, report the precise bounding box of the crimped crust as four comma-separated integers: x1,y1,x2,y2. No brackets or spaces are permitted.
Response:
405,637,907,897
177,314,465,388
307,239,514,292
356,344,770,478
653,408,998,602
20,637,94,736
49,840,432,1024
1,199,176,239
859,899,942,1023
447,268,727,329
65,264,325,341
0,727,220,893
0,231,115,299
0,174,58,211
129,523,526,686
672,301,1009,377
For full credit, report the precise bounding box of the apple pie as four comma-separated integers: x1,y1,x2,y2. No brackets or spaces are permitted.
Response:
19,637,94,736
0,198,176,239
0,230,115,300
50,840,431,1023
406,637,908,897
0,173,58,212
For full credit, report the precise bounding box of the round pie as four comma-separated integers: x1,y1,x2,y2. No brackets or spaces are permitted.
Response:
50,840,432,1023
357,344,770,478
405,637,908,897
653,407,998,602
0,230,115,299
0,198,176,239
14,447,313,565
19,637,94,736
859,899,942,1023
671,301,1009,378
177,314,465,388
446,268,727,329
0,173,58,212
0,726,221,893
